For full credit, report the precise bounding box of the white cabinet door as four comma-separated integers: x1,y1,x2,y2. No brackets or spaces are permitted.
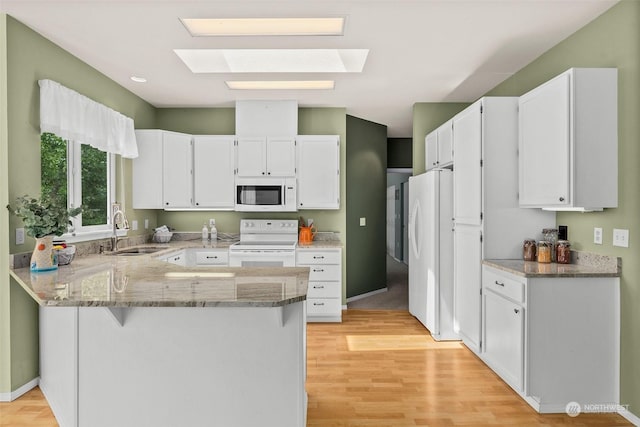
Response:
519,73,571,207
236,137,267,177
133,130,163,209
454,225,482,352
425,131,438,171
483,290,524,391
193,136,235,209
453,103,482,225
266,137,296,177
437,120,453,167
296,135,340,210
162,132,193,209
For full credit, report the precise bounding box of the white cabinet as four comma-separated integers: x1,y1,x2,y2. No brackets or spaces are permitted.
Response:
296,248,342,322
236,136,296,177
451,98,555,355
194,249,229,266
162,132,193,209
133,130,164,209
425,121,453,171
481,264,620,413
296,135,340,210
165,250,186,266
518,68,618,211
193,136,235,209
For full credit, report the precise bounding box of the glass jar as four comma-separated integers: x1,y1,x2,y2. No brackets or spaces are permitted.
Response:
542,228,559,262
556,240,571,264
523,239,537,261
537,241,552,263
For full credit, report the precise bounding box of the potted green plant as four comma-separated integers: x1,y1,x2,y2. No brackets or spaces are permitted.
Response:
7,195,81,271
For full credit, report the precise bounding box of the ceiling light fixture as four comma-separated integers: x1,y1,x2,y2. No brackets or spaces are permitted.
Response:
174,49,369,73
226,80,335,90
130,76,147,83
180,17,345,36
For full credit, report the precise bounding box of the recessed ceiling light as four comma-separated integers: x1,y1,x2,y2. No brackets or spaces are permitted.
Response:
226,80,335,90
174,49,369,73
130,76,147,83
181,17,345,36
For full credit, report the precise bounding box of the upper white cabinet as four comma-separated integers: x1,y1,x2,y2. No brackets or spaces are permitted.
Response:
296,135,340,210
518,68,618,211
236,136,296,177
162,131,193,209
453,104,482,225
426,120,453,171
235,100,298,137
133,130,164,209
193,135,235,209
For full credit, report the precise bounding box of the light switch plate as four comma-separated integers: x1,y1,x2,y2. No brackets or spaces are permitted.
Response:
209,218,216,227
16,228,25,245
359,217,366,226
613,228,629,248
132,220,138,231
594,227,603,245
144,219,149,229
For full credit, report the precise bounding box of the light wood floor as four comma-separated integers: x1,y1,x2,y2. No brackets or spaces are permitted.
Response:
0,309,632,426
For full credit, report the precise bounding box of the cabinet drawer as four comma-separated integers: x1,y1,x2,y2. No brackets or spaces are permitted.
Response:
297,250,341,265
196,251,229,265
308,281,341,299
307,298,342,316
483,267,525,303
307,265,341,281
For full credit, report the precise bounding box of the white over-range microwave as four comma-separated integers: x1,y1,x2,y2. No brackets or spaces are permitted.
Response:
235,177,297,212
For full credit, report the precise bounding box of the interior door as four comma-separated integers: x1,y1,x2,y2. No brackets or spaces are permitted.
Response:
453,103,482,225
454,225,482,352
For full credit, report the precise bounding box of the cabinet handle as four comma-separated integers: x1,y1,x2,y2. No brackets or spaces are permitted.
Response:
165,202,169,206
559,197,565,202
196,202,199,206
313,285,325,289
262,172,265,175
514,308,520,314
313,302,325,306
268,172,271,175
313,256,325,259
206,256,218,259
495,281,505,287
313,268,324,273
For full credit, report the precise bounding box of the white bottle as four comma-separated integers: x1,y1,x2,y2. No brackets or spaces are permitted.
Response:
202,223,209,241
210,224,217,243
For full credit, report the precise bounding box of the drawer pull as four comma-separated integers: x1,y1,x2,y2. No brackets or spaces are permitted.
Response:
313,269,324,273
514,308,520,314
313,285,325,289
495,281,505,287
313,302,325,306
206,256,218,259
313,256,325,259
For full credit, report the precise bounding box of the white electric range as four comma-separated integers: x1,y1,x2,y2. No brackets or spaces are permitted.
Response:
229,219,298,267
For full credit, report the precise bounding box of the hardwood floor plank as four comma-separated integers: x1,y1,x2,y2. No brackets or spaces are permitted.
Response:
0,309,632,426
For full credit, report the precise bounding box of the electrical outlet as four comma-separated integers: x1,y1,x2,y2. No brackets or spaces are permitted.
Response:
594,227,603,245
360,217,366,227
144,219,149,229
613,229,629,248
132,220,138,231
16,228,25,245
209,218,216,227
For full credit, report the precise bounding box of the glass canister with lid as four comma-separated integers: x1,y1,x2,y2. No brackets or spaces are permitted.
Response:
523,239,537,261
537,240,552,263
556,240,571,264
542,228,559,262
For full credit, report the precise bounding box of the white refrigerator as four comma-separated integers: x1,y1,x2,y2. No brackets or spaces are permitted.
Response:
408,169,457,341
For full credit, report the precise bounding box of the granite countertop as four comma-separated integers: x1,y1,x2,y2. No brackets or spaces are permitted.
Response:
9,244,309,308
484,251,621,278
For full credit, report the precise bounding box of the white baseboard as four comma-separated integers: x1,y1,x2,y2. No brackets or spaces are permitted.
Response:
0,377,39,402
619,407,640,426
346,287,388,303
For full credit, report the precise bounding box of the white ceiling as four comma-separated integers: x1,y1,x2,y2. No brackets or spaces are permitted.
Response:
0,0,619,137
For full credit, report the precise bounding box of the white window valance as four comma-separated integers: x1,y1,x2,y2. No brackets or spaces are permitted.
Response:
38,79,138,158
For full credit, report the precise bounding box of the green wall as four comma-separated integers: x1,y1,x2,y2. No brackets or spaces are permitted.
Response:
346,115,387,298
1,16,156,394
411,103,469,175
485,0,640,414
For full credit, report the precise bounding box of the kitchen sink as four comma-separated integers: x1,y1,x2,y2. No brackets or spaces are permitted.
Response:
107,246,168,256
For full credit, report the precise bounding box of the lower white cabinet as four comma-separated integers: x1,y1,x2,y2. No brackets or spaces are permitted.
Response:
194,249,229,266
165,250,186,266
481,264,620,413
296,248,342,322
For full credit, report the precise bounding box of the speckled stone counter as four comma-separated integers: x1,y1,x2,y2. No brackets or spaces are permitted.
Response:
10,245,309,308
484,250,621,278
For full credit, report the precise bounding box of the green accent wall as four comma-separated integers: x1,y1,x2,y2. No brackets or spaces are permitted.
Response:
411,103,469,175
1,16,156,394
485,0,640,414
387,138,412,169
346,115,387,298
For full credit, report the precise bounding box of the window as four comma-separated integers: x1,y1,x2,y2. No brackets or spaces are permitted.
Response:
41,133,115,238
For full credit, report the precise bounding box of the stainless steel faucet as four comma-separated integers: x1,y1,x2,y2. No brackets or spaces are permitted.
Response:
111,204,128,251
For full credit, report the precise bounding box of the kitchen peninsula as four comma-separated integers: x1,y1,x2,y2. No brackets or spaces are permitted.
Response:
10,249,309,427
